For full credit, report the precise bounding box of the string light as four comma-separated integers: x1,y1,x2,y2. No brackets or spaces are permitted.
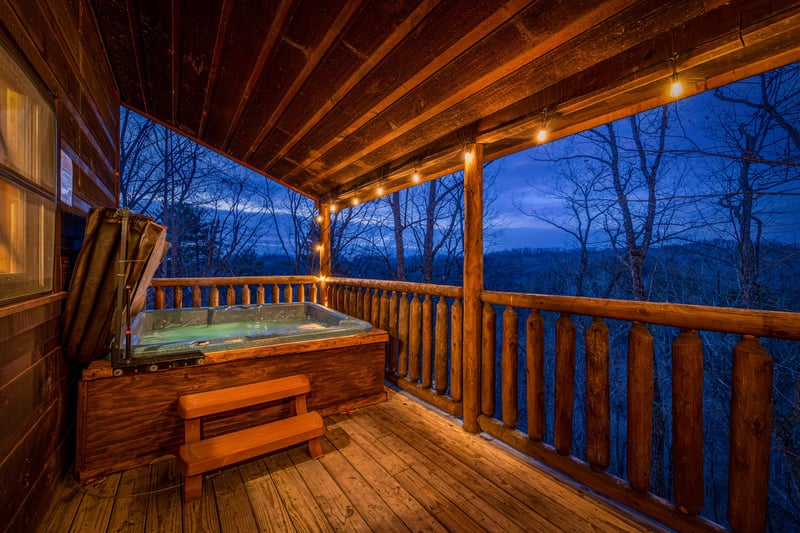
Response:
536,108,549,143
376,185,384,196
464,149,474,163
351,196,359,206
412,171,420,183
315,214,323,224
669,54,683,98
330,203,336,213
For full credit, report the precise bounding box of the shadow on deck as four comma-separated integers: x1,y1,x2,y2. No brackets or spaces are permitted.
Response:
38,389,663,532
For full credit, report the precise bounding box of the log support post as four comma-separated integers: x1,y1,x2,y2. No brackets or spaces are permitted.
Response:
463,143,484,433
318,202,331,306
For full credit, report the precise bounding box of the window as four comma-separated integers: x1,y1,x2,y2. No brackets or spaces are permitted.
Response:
0,37,57,304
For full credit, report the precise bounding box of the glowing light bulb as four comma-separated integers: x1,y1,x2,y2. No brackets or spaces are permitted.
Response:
669,78,683,98
330,203,336,213
315,214,323,223
464,150,474,163
352,196,359,206
376,185,384,196
536,129,547,143
412,172,420,183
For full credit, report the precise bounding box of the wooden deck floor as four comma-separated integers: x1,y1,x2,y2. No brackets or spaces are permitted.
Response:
38,389,662,532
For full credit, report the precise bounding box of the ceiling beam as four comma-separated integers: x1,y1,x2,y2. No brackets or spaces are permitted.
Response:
243,0,365,163
260,0,444,172
282,0,538,186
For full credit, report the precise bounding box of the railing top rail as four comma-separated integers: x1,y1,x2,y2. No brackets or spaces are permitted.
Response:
150,276,318,287
482,289,800,340
328,277,463,298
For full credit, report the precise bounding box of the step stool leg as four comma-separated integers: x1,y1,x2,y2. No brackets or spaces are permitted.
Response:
184,474,203,503
309,437,323,458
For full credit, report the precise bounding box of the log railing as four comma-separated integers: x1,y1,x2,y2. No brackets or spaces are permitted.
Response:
326,278,464,416
478,290,798,532
144,275,799,531
148,276,319,309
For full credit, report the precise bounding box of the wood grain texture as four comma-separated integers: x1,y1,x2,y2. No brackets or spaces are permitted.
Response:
626,322,654,492
728,336,773,532
76,333,387,480
554,313,576,456
671,329,704,515
585,317,610,471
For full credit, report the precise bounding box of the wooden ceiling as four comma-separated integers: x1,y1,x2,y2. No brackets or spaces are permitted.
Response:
91,0,800,208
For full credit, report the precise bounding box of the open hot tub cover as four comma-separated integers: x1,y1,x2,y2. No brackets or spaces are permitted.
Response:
61,207,167,364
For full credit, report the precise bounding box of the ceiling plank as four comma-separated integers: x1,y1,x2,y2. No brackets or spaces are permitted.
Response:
170,0,180,124
124,0,150,114
197,0,233,138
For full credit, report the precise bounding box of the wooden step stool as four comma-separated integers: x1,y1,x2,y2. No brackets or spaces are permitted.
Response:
176,374,324,502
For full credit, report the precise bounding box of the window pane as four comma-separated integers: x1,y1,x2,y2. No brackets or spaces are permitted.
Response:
0,43,56,193
0,175,54,303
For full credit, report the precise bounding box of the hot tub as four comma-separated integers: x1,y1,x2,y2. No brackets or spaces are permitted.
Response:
127,302,372,357
77,303,388,481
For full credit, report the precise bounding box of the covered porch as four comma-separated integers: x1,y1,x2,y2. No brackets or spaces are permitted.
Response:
2,1,800,532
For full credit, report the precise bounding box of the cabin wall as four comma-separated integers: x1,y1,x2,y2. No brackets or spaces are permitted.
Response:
0,0,118,530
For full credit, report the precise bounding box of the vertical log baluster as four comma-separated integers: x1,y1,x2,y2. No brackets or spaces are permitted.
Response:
285,284,293,304
728,335,773,532
356,288,365,320
329,285,337,310
227,285,235,306
298,283,305,303
672,329,704,515
408,293,422,383
379,290,390,373
192,286,201,307
370,289,380,327
527,310,545,441
481,302,496,417
356,287,364,318
341,286,350,313
154,287,165,310
257,285,265,305
586,317,610,471
242,284,251,305
388,291,399,376
209,286,219,307
173,286,183,309
421,294,434,389
363,287,372,322
450,299,463,401
272,284,280,304
502,306,518,429
310,283,317,304
434,297,449,395
398,293,410,378
627,322,654,491
554,313,576,455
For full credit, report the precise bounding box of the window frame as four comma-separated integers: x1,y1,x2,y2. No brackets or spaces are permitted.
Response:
0,30,59,305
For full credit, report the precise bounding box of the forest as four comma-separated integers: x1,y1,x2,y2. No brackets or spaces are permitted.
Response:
120,64,799,529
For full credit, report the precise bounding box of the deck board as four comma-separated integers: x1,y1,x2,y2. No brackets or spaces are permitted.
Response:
37,388,662,532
